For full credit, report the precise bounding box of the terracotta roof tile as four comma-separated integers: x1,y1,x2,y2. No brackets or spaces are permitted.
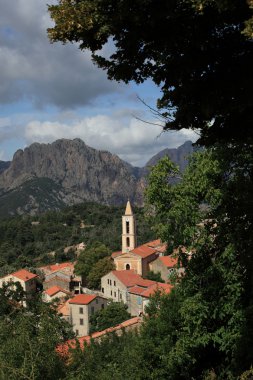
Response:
111,270,156,288
57,317,141,357
69,294,97,305
159,256,178,268
141,283,173,298
144,239,162,247
128,281,173,298
11,269,38,282
112,270,143,287
44,286,69,297
39,262,75,276
131,245,157,258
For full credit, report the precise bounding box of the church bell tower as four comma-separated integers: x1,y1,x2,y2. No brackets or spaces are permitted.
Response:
122,200,137,253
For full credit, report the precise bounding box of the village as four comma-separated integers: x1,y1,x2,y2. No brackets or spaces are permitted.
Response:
0,201,185,347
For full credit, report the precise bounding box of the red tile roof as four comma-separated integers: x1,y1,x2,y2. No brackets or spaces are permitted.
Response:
44,286,69,297
159,256,178,268
112,270,149,287
141,283,173,298
57,316,142,357
127,285,147,296
41,262,74,273
69,294,97,305
144,239,162,247
12,269,38,282
131,244,157,258
128,281,173,298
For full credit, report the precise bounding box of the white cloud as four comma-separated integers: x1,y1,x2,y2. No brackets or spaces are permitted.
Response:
24,113,198,166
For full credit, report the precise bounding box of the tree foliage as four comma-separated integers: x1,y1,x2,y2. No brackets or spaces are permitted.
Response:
74,242,111,279
87,256,115,289
0,202,154,276
0,287,73,380
48,0,253,145
89,302,131,333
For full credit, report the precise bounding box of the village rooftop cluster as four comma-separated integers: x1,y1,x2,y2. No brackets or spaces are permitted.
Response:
0,201,185,347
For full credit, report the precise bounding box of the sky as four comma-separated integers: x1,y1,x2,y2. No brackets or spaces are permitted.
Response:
0,0,197,167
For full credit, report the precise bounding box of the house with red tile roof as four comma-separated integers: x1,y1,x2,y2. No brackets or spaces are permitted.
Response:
113,243,160,277
0,269,38,298
43,286,71,302
128,282,173,315
38,262,82,294
68,294,108,336
101,270,172,315
149,254,185,282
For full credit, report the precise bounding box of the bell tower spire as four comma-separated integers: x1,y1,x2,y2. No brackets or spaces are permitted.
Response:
122,200,136,253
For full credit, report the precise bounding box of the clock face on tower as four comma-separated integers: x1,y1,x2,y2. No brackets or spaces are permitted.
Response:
126,218,129,222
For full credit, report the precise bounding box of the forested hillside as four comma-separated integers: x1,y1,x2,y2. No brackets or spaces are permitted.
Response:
0,202,155,277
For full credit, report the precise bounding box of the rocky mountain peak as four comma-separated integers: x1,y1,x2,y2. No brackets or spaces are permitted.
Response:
0,138,194,216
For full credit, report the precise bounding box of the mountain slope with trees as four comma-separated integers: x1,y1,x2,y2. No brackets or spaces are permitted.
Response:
0,201,155,277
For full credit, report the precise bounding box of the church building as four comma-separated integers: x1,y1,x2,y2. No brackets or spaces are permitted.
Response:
112,201,166,277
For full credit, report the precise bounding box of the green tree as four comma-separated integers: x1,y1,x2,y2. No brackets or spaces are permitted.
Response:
48,0,253,146
142,147,253,378
87,256,115,289
89,302,131,333
145,270,164,283
74,242,111,281
0,288,73,380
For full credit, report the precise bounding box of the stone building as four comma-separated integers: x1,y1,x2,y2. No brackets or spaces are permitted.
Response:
69,294,107,336
101,269,172,315
0,269,38,298
122,200,137,253
43,285,70,302
39,262,82,294
128,282,172,316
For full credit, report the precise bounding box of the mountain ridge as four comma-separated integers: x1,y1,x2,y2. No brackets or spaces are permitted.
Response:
0,138,194,217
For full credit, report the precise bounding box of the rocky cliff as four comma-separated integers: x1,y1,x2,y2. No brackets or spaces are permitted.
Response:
0,160,11,175
0,138,194,216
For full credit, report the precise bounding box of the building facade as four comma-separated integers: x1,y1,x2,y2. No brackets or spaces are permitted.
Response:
69,294,107,336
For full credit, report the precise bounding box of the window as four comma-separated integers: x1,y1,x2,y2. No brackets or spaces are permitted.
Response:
114,292,116,297
80,318,84,325
114,281,116,286
96,298,98,304
126,237,130,247
126,221,130,234
111,290,112,296
107,279,110,284
126,263,130,270
102,287,104,293
79,307,83,314
101,304,104,309
120,294,122,300
76,330,79,336
91,306,94,315
110,279,112,285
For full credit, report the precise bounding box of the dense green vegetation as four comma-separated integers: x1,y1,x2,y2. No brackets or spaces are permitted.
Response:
0,285,73,380
0,201,155,276
89,302,131,333
75,242,115,289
